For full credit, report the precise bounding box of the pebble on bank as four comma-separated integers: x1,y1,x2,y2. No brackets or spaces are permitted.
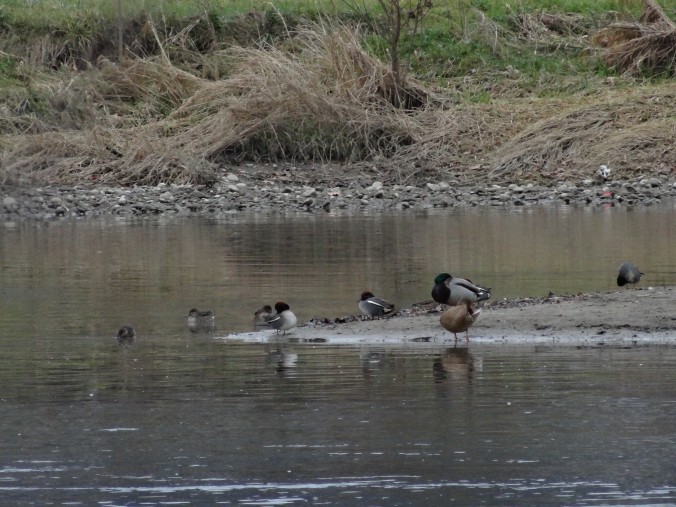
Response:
2,165,675,221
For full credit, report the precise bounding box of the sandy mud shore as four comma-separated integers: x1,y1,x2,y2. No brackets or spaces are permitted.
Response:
225,286,676,346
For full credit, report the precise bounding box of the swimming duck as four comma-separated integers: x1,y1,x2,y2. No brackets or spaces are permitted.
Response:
358,291,395,319
117,325,135,346
254,305,274,329
265,301,297,335
432,273,491,306
617,262,644,287
187,308,216,333
440,299,481,346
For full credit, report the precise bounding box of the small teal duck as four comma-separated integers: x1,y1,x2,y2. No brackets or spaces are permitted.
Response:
254,305,274,330
440,298,481,346
432,273,491,306
117,325,135,346
265,302,297,335
187,308,216,333
617,262,644,287
358,291,395,319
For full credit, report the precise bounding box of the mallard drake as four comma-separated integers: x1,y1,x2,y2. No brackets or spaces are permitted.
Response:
187,308,216,333
432,273,491,306
358,291,395,319
265,301,297,335
254,305,274,329
117,325,135,346
440,299,481,345
617,262,644,287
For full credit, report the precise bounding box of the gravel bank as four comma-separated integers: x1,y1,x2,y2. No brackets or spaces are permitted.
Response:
2,163,676,220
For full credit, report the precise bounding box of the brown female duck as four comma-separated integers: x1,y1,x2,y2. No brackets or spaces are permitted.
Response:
440,298,481,346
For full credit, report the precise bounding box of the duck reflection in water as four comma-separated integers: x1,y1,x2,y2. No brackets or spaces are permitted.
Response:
433,347,476,383
266,345,299,376
359,348,387,380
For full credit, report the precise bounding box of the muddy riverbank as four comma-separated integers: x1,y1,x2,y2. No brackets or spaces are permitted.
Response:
225,286,676,346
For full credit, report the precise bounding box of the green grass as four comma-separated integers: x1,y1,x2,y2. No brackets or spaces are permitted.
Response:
0,0,660,28
0,56,16,74
0,0,672,99
0,0,343,27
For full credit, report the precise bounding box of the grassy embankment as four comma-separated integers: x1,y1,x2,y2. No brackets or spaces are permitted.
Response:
0,0,674,187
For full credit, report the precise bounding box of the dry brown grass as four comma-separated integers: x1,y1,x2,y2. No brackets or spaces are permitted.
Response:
2,22,436,186
505,7,593,55
486,85,676,182
171,23,430,163
1,54,219,186
0,125,221,187
1,18,675,188
593,0,676,76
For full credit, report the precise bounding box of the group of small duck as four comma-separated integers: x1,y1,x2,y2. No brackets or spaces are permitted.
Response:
246,272,493,345
116,261,644,346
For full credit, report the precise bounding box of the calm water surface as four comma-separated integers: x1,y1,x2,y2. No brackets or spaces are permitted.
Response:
2,205,676,336
1,205,676,505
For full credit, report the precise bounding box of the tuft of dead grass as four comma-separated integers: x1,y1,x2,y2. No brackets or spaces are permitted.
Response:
505,7,592,54
593,0,676,76
1,22,432,186
0,126,220,187
170,22,430,163
97,56,203,111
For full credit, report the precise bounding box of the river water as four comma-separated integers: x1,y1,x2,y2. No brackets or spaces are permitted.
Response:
1,204,675,505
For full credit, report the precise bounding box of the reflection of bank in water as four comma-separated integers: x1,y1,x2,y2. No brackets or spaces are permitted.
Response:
433,347,483,382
